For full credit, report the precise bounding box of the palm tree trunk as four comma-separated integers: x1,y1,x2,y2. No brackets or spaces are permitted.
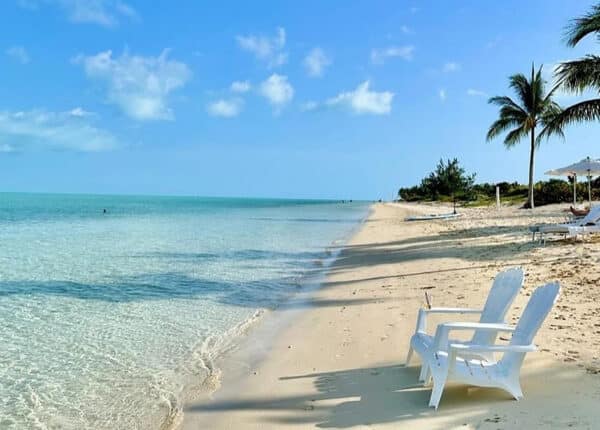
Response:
528,127,535,209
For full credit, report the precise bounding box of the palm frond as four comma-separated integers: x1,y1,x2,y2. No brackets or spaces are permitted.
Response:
555,55,600,92
486,117,522,141
488,95,527,114
532,66,545,106
538,101,565,142
503,125,529,148
508,73,533,110
565,4,600,47
543,98,600,136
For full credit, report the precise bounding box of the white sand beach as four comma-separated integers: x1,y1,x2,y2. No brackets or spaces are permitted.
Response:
183,202,600,429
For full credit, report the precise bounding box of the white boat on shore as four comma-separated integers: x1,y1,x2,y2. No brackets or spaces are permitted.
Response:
404,212,463,222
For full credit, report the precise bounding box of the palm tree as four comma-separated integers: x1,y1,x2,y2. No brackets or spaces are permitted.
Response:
486,65,563,209
548,3,600,131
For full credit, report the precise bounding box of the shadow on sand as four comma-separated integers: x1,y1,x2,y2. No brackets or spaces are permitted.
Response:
189,361,580,429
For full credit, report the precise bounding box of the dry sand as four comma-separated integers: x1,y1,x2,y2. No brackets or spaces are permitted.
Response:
182,202,600,429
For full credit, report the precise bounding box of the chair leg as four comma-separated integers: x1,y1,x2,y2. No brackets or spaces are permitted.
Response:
419,362,430,383
505,379,523,400
405,346,414,366
428,377,446,409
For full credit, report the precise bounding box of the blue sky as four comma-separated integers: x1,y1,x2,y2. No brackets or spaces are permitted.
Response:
1,0,600,200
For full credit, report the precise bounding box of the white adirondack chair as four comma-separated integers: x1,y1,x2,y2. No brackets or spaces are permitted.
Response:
425,281,560,409
406,267,524,382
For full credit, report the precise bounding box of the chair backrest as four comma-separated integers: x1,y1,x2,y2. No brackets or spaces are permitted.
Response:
579,205,600,225
471,267,524,345
501,282,561,372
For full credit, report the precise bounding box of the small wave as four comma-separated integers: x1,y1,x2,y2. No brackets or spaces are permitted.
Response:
159,310,266,430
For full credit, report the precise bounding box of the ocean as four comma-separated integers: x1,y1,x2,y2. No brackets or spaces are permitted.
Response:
0,193,370,429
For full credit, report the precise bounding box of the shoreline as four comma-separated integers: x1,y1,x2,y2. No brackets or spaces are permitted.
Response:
175,204,374,428
182,202,600,429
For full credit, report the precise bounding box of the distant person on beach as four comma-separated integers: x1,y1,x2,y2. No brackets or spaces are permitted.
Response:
570,206,589,217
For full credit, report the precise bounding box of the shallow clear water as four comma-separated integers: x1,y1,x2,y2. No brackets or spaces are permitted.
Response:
0,193,369,429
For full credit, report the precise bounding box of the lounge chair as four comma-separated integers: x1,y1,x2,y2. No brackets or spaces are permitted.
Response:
405,267,524,382
424,281,560,409
533,205,600,243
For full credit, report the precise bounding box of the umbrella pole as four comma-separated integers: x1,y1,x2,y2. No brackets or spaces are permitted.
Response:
574,174,577,205
589,174,592,207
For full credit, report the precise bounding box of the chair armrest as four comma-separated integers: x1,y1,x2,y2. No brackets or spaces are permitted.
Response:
449,343,536,354
440,322,515,332
432,322,515,352
448,342,536,372
415,308,482,334
423,307,483,314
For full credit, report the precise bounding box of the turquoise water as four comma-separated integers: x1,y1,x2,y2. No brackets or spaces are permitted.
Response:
0,193,369,429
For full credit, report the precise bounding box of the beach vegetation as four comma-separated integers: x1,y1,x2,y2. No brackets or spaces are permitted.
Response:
398,165,597,207
486,65,563,209
398,158,476,205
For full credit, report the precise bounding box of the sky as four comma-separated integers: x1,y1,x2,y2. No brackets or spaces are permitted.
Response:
1,0,600,200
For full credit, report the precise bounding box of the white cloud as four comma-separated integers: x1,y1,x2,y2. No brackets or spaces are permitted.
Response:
442,62,461,72
467,88,488,97
300,101,319,112
400,25,412,34
0,143,13,153
18,0,138,27
485,36,502,50
327,81,394,115
75,49,192,121
371,45,414,64
207,98,243,118
0,109,117,152
6,46,30,64
439,89,447,102
303,47,331,77
236,27,287,68
259,74,294,111
68,107,94,117
230,80,251,93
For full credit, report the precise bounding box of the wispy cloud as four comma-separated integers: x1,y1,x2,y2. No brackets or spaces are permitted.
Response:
371,45,414,64
259,74,294,112
300,101,319,112
485,36,502,50
439,89,446,102
5,46,30,64
68,107,94,117
236,27,287,68
327,81,394,115
303,47,331,77
230,80,251,93
0,109,117,152
207,98,243,118
74,49,192,121
442,62,461,73
400,25,412,34
18,0,139,27
467,88,488,97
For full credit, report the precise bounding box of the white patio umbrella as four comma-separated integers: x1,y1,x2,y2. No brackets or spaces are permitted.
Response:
545,156,600,205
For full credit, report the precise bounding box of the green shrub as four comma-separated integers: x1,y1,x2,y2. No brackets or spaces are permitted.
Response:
398,164,599,207
533,179,572,206
398,158,475,202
